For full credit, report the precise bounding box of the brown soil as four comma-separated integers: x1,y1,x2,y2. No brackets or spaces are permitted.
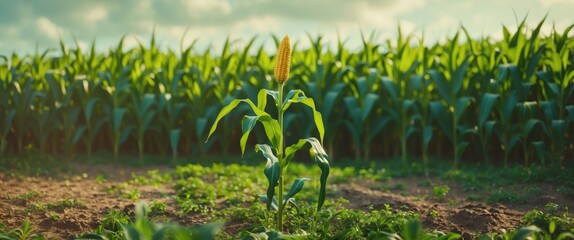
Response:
0,164,572,239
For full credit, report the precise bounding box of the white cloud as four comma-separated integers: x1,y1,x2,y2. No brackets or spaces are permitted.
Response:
539,0,574,7
182,0,232,17
0,0,572,56
85,6,108,23
36,17,62,40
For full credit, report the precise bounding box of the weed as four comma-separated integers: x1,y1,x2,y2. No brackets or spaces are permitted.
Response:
433,185,450,200
95,175,107,183
148,200,167,216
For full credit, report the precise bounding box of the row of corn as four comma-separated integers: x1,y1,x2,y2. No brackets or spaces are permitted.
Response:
0,18,572,166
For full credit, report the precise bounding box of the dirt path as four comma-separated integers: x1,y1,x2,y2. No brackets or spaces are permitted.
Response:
0,164,572,239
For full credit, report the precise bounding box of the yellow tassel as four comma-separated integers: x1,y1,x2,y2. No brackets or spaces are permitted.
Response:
274,35,291,84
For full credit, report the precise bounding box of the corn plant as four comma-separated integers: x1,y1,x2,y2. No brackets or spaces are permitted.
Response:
292,36,350,158
128,89,157,159
516,101,543,165
0,108,15,157
381,30,424,164
206,35,329,231
184,64,218,158
493,65,521,166
429,32,473,168
343,69,385,161
73,77,107,158
9,79,40,153
473,93,498,164
156,91,185,159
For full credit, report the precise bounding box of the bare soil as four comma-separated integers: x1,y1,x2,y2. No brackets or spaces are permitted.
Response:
0,164,572,239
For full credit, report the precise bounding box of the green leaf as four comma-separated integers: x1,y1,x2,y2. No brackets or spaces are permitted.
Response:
122,225,141,240
430,101,452,140
78,233,109,240
196,118,208,139
2,110,16,135
502,92,518,122
308,140,329,212
240,115,258,156
455,97,472,121
189,222,224,240
557,232,574,240
402,219,423,240
284,137,329,211
257,89,268,110
423,125,433,146
285,93,325,143
85,98,99,120
362,93,379,123
258,195,278,211
73,126,86,144
112,108,126,132
532,141,545,165
523,119,540,137
170,129,181,155
206,98,280,149
381,77,399,102
255,144,280,211
457,141,469,160
478,93,498,127
452,59,469,94
512,225,541,240
283,178,311,203
119,126,135,144
430,70,452,104
485,121,497,141
368,116,391,142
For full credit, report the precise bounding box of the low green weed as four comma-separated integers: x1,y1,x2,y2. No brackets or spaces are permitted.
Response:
433,185,450,200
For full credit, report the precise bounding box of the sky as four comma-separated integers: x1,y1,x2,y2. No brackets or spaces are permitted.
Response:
0,0,572,56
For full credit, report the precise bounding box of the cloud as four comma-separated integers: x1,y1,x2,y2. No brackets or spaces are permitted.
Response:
0,0,572,55
36,17,62,40
538,0,574,7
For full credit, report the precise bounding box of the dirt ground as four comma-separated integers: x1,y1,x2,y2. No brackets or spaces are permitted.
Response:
0,164,573,239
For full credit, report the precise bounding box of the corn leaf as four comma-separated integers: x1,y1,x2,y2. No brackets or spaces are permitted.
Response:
255,144,280,211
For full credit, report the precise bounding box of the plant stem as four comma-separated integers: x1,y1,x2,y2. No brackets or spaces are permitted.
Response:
277,83,285,231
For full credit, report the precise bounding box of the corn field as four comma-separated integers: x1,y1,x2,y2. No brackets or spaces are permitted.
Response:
0,19,573,166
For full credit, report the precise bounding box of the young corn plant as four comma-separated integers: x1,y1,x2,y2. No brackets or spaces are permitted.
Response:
516,101,543,166
206,35,329,232
473,93,498,164
344,69,384,161
429,33,473,169
381,30,423,164
73,78,107,158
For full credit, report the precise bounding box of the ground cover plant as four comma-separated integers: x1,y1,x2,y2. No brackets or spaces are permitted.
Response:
0,17,573,239
0,158,573,239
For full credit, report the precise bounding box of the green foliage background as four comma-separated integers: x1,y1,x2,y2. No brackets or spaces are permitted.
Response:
0,18,572,166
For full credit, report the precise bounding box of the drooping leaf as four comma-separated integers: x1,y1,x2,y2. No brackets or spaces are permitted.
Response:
423,125,433,146
362,93,379,123
429,70,452,104
73,126,86,144
478,93,498,127
511,226,541,240
284,93,325,143
240,115,258,156
119,126,136,144
169,129,181,155
255,144,280,211
455,97,472,121
283,178,311,203
206,98,281,149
